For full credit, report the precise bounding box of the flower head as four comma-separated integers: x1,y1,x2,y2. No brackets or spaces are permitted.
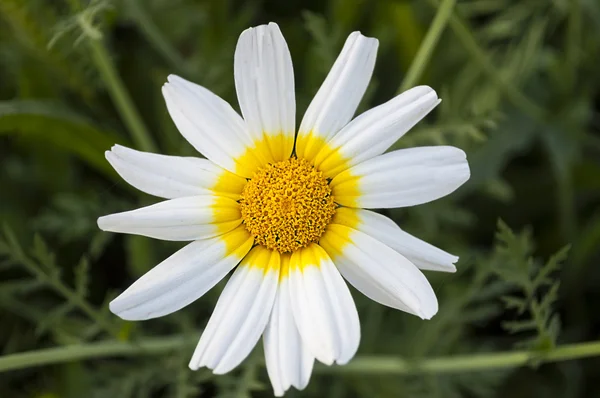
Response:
98,22,470,396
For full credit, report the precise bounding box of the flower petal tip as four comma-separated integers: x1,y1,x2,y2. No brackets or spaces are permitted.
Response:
160,84,171,97
188,362,200,371
96,215,110,231
212,365,231,375
351,30,378,42
410,85,437,96
242,22,280,35
405,85,441,110
334,357,352,366
107,298,121,317
167,74,190,87
464,160,471,177
419,305,439,320
107,297,134,321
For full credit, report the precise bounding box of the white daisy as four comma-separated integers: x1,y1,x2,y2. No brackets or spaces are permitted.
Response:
98,22,470,396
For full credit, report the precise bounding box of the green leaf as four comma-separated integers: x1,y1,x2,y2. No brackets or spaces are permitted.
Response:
0,279,45,296
501,296,527,312
32,234,57,275
493,221,567,349
35,302,75,337
0,100,126,178
502,319,538,333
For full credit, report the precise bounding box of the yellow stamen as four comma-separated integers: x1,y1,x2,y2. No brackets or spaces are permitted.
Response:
240,157,336,253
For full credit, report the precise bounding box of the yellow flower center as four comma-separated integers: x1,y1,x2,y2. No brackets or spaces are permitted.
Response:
240,157,336,253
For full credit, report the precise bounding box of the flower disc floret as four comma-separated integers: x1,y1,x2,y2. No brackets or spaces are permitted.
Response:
240,157,336,253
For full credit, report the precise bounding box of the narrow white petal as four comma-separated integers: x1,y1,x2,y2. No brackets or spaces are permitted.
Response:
331,146,470,208
109,226,253,320
314,86,440,177
97,196,241,241
264,257,314,396
162,75,262,177
234,22,295,162
320,224,438,319
106,145,245,199
333,207,458,272
189,247,280,374
288,244,360,366
296,32,378,161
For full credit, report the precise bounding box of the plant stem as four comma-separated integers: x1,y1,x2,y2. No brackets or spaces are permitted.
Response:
317,340,600,374
398,0,456,93
79,16,157,152
2,337,600,375
0,336,194,373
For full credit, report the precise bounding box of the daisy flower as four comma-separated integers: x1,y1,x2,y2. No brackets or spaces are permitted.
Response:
98,22,470,396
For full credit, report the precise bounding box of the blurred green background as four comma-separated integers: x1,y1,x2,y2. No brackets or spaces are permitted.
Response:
1,0,600,397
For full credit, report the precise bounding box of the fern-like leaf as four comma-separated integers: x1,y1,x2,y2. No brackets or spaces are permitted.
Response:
492,220,569,351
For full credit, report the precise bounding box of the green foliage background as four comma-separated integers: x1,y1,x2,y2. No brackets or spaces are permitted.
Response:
1,0,600,397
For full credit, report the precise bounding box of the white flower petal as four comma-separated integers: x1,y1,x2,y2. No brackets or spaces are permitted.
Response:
189,247,280,374
331,146,470,208
97,196,242,241
234,22,295,162
106,144,246,199
264,255,314,397
288,244,360,366
162,74,263,178
332,208,458,272
314,86,440,177
296,32,378,161
320,224,438,319
109,226,253,320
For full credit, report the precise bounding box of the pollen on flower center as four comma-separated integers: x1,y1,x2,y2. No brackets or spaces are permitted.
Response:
239,157,337,253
